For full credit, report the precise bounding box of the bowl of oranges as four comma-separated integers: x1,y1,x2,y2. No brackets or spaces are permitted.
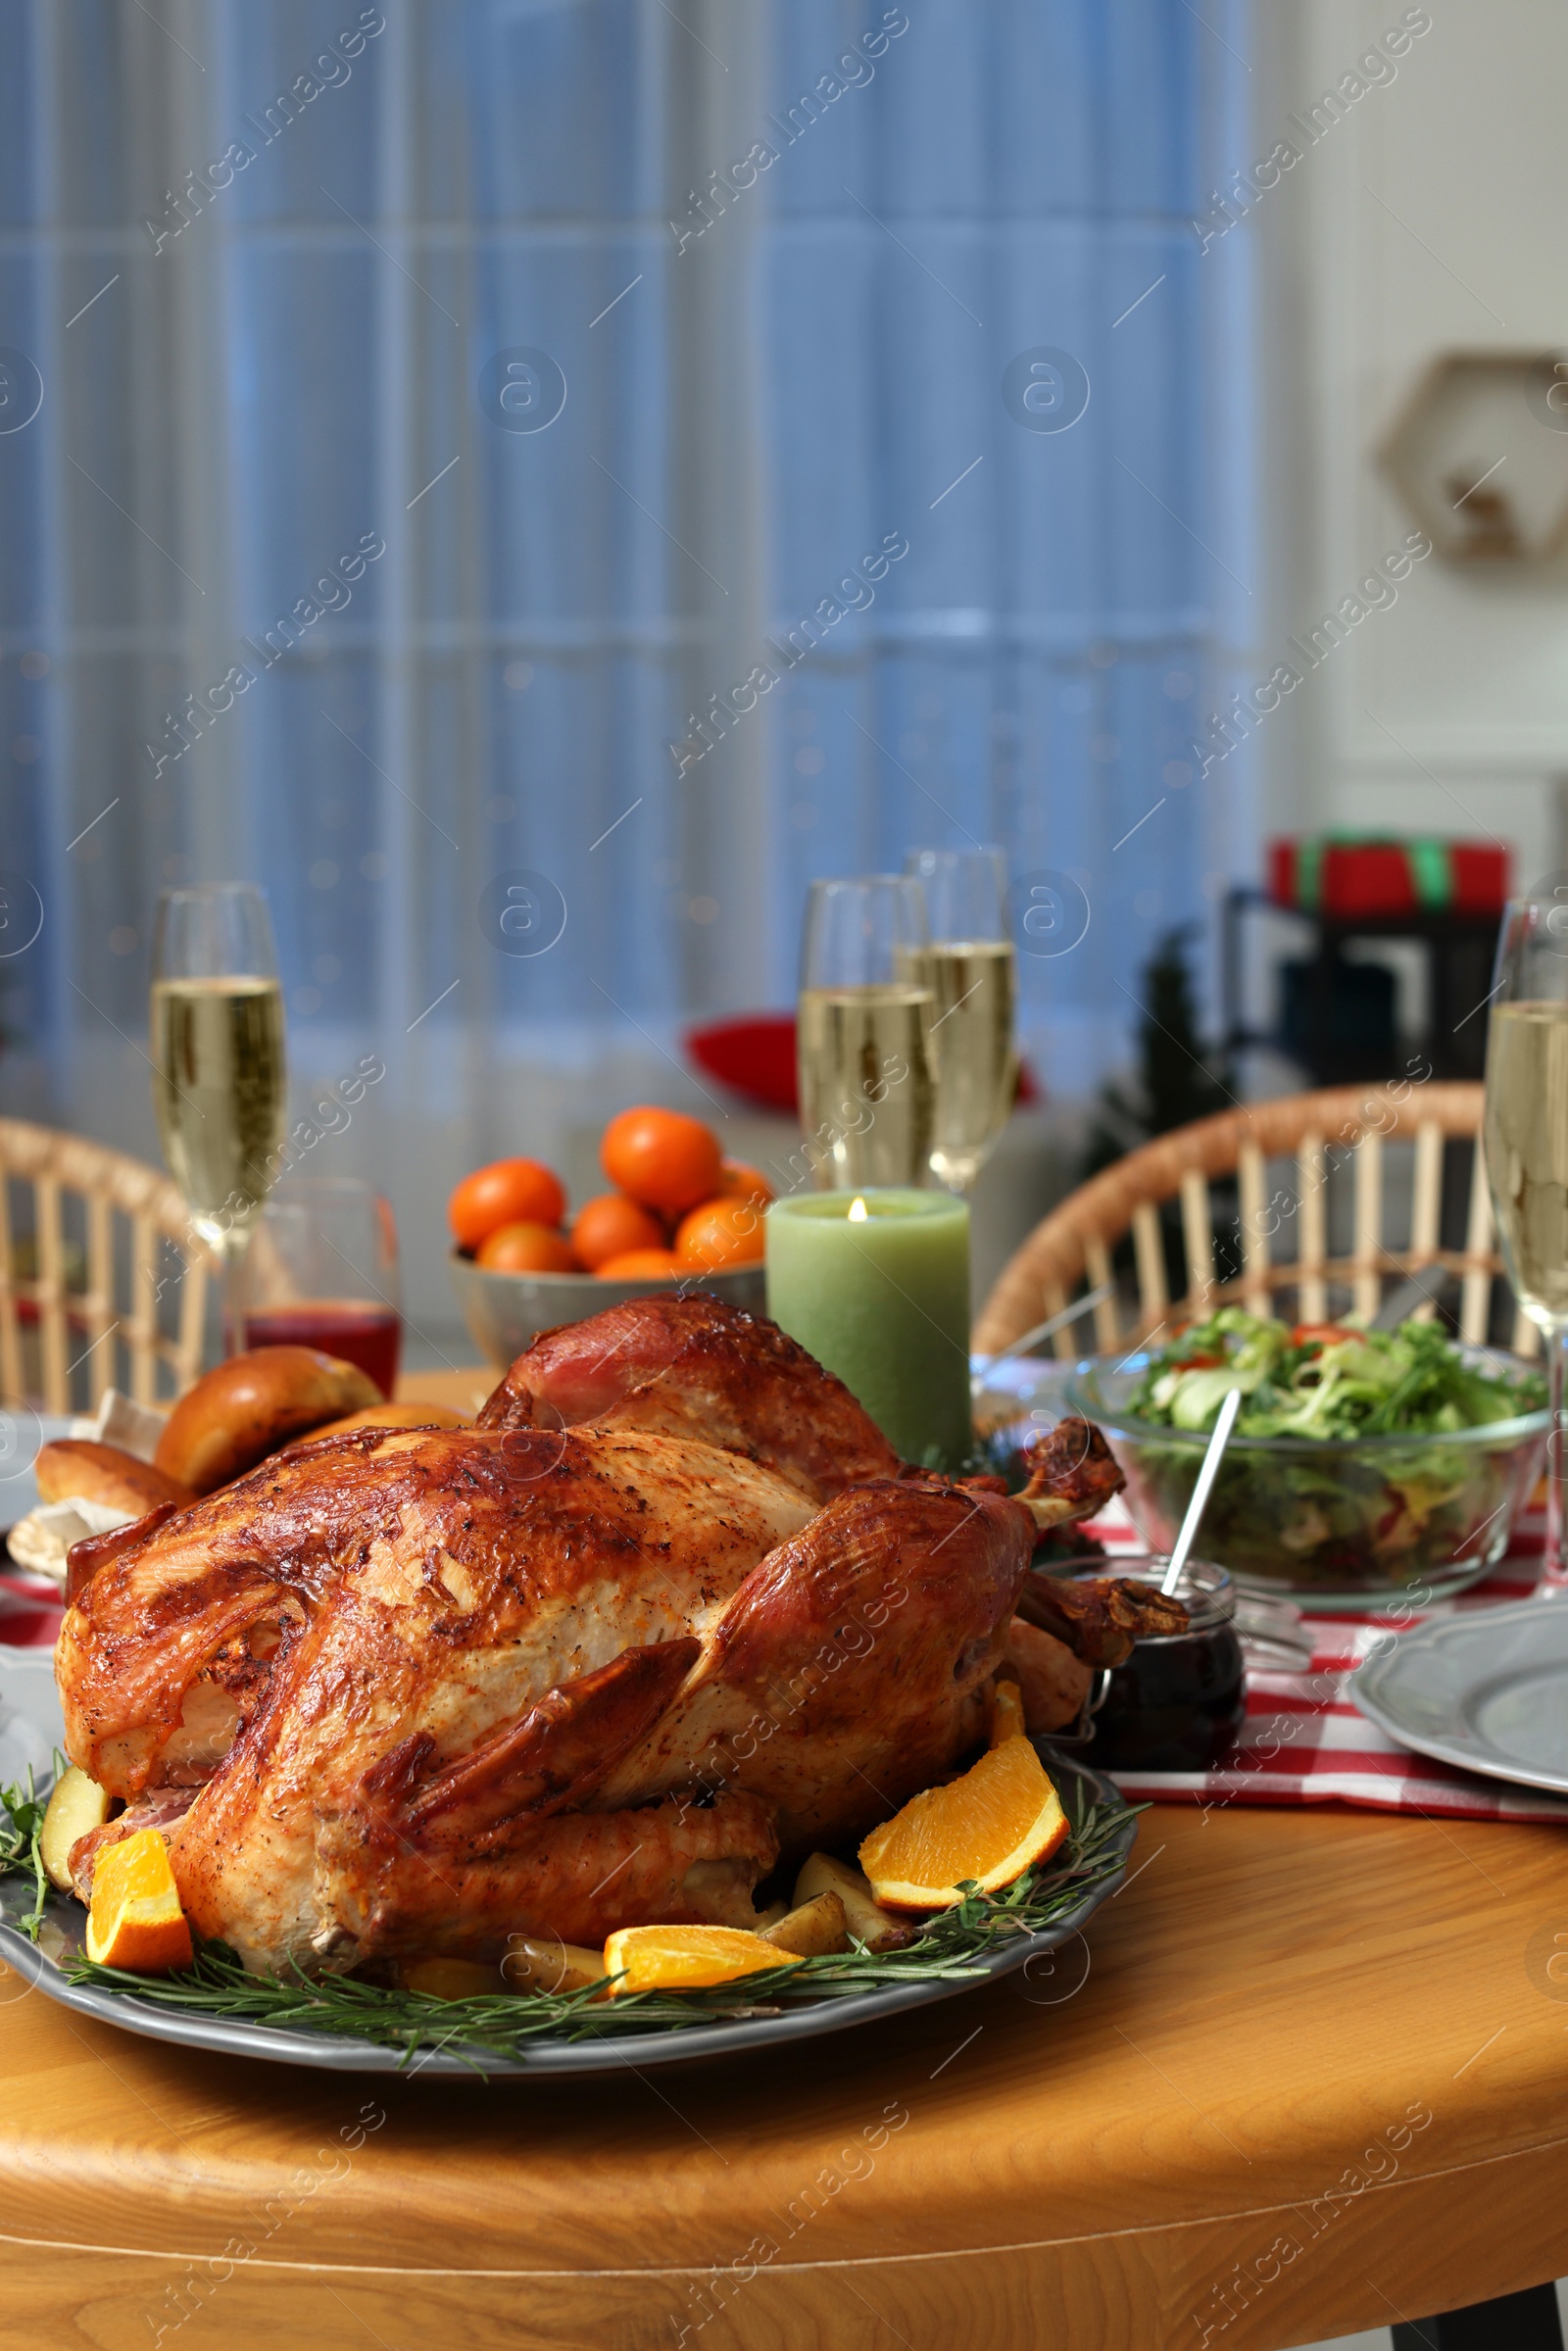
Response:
447,1106,771,1366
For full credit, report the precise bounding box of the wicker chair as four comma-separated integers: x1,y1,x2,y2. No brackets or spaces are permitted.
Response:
973,1081,1531,1363
0,1119,208,1412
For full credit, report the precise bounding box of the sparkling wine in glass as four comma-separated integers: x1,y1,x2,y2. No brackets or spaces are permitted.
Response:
797,876,935,1189
1484,892,1568,1588
903,847,1018,1194
150,884,287,1352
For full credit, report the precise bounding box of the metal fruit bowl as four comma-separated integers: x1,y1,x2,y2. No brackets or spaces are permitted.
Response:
447,1249,767,1368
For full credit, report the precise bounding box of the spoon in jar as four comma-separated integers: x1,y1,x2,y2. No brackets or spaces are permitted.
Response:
1161,1385,1243,1598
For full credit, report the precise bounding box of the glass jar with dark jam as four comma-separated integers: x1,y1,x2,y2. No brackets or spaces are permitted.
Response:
1081,1560,1247,1773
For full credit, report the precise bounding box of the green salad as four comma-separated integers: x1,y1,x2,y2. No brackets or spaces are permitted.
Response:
1127,1308,1545,1440
1092,1309,1548,1596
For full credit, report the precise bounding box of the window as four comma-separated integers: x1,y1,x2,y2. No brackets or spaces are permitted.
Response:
0,0,1251,1299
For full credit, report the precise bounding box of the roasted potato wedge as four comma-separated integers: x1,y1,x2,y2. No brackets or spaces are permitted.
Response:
399,1957,505,1999
760,1889,850,1958
793,1852,914,1952
39,1765,110,1893
501,1934,606,1994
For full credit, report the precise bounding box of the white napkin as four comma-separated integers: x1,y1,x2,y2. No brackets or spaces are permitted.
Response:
6,1496,134,1586
67,1388,169,1464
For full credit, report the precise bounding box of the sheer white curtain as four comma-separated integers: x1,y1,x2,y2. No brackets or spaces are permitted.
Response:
0,0,1252,1337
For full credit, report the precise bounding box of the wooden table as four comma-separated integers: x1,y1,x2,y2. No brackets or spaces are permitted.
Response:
5,1800,1568,2350
396,1365,503,1416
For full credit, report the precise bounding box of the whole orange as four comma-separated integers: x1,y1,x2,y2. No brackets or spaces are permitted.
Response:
594,1247,683,1280
450,1157,566,1251
718,1157,775,1209
475,1220,579,1274
601,1107,721,1220
674,1196,765,1270
572,1192,667,1271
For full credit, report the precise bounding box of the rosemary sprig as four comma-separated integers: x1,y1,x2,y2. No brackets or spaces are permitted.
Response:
0,1769,1137,2069
0,1770,49,1938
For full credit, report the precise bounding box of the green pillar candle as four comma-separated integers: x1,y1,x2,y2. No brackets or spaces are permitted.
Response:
765,1188,971,1469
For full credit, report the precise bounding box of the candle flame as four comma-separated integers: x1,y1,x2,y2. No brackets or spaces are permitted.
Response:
848,1196,868,1222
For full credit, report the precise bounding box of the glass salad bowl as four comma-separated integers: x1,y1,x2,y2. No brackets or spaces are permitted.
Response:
1063,1348,1548,1610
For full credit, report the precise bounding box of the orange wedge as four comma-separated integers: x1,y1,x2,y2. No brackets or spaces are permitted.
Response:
84,1828,193,1973
989,1676,1027,1748
858,1738,1069,1912
603,1924,784,1996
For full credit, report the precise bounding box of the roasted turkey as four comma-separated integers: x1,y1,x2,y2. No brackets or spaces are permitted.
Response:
56,1297,1137,1976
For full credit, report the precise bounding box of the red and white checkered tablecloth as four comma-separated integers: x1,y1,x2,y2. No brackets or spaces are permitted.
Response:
1095,1501,1568,1825
0,1568,63,1651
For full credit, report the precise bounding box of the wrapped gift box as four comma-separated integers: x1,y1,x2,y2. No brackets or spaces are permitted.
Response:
1267,835,1509,920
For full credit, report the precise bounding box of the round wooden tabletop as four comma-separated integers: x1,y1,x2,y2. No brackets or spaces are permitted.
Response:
4,1799,1567,2351
4,1365,1563,2345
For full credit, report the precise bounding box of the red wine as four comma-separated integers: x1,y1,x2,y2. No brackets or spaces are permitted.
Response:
243,1301,402,1398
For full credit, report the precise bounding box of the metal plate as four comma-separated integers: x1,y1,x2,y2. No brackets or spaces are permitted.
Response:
1353,1598,1568,1796
0,1649,1135,2077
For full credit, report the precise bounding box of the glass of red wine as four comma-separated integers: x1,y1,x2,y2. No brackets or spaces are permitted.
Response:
240,1177,402,1397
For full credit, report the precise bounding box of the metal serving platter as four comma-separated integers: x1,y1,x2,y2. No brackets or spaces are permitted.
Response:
0,1647,1135,2078
1353,1597,1568,1797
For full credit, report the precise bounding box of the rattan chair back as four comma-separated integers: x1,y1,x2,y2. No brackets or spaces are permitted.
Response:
972,1081,1531,1362
0,1119,207,1412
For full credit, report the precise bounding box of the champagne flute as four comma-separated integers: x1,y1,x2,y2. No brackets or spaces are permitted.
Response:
797,876,935,1189
1484,892,1568,1589
150,884,288,1354
903,847,1017,1194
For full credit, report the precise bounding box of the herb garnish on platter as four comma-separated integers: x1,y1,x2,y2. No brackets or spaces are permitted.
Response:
0,1772,1134,2070
0,1769,47,1936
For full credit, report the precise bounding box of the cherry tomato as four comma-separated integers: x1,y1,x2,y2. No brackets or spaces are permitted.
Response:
1291,1323,1348,1349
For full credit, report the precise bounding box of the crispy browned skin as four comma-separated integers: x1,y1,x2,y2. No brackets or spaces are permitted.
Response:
1017,1575,1190,1668
57,1299,1114,1976
475,1293,900,1499
66,1504,179,1605
1020,1417,1126,1520
594,1476,1037,1849
57,1422,813,1969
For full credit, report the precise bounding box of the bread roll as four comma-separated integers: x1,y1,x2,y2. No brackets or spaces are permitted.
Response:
303,1400,472,1443
34,1440,195,1517
154,1346,381,1494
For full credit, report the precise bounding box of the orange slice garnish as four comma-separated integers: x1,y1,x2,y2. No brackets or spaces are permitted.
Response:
603,1924,784,1996
84,1828,193,1973
858,1738,1069,1912
989,1676,1027,1747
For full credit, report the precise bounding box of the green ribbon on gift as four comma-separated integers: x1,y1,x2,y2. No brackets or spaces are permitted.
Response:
1407,837,1451,907
1291,832,1453,911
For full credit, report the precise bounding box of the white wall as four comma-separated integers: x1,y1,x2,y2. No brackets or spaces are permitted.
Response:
1250,0,1568,888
